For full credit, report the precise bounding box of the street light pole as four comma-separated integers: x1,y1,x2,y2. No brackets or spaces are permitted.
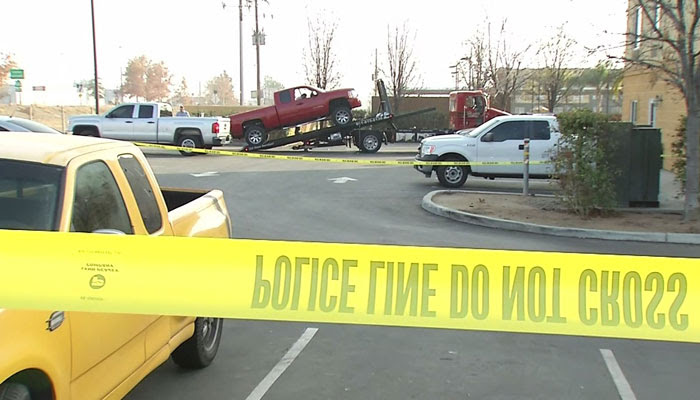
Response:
239,0,244,105
254,0,261,106
90,0,99,114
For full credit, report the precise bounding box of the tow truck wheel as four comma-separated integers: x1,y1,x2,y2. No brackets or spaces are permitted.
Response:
331,105,352,126
244,125,268,146
171,317,223,369
437,160,469,188
359,132,382,153
0,382,31,400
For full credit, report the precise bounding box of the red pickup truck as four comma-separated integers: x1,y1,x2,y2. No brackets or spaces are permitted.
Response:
229,86,362,145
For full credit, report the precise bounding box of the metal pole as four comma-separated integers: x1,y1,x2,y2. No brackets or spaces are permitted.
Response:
455,66,459,90
254,0,261,106
239,0,244,105
90,0,99,114
523,137,530,196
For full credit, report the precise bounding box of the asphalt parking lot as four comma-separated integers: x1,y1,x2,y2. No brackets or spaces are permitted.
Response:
126,143,699,400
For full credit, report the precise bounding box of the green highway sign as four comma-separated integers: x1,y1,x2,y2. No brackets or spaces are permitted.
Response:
10,69,24,79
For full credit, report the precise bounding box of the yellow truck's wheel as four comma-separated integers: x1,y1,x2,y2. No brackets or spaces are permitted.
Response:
171,317,223,369
0,382,31,400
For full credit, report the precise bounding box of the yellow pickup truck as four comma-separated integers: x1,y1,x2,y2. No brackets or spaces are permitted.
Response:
0,132,232,400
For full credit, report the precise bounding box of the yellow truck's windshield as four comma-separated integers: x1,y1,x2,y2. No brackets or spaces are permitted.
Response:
0,159,63,231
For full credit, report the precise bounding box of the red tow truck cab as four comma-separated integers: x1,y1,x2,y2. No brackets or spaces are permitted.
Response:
229,85,362,145
448,90,509,131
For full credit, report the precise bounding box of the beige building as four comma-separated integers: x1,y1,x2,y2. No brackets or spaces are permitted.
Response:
621,1,691,170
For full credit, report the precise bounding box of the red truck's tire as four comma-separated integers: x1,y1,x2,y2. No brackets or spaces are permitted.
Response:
331,106,352,126
244,125,268,146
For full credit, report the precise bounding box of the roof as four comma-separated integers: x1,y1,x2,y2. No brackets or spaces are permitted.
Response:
489,114,557,122
0,132,137,166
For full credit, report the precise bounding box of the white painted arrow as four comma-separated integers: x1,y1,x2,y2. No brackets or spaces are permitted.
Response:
190,171,219,177
328,177,357,184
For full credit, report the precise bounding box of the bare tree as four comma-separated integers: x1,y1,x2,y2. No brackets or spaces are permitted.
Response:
122,56,149,101
83,78,105,102
578,60,623,112
486,20,529,111
614,0,699,221
460,20,528,112
145,61,172,101
385,23,419,114
303,18,341,90
121,56,172,102
206,71,236,105
461,32,490,90
172,77,192,106
0,53,16,97
536,26,579,112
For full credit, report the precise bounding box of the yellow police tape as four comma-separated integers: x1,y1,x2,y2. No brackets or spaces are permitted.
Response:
134,142,549,167
1,230,697,343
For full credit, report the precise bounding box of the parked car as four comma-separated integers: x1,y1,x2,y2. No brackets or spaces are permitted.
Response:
414,115,560,188
0,132,231,399
68,103,231,155
228,85,362,146
0,116,62,134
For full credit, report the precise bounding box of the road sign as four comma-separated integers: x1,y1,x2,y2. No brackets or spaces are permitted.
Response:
10,69,24,79
32,86,46,91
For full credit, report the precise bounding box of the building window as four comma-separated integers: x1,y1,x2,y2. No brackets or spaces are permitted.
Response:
631,100,638,124
649,99,658,127
634,7,643,49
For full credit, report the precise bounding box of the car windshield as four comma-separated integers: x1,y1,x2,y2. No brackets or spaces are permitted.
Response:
8,119,61,134
461,118,502,137
0,159,63,231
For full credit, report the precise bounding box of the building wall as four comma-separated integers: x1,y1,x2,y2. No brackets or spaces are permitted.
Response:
511,86,622,115
621,1,693,171
621,68,685,170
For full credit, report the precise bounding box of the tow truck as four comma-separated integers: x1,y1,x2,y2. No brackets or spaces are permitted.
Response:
241,80,434,153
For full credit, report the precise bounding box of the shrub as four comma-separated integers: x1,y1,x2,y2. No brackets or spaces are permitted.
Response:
671,115,687,191
552,109,619,217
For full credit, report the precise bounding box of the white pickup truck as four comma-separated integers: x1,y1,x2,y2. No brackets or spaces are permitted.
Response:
68,103,231,155
415,115,560,188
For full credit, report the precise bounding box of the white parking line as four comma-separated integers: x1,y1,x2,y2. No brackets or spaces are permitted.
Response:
245,328,319,400
600,349,637,400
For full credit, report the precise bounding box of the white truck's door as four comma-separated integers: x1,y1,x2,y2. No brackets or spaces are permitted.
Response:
102,105,135,139
131,104,158,142
474,120,527,175
529,120,558,175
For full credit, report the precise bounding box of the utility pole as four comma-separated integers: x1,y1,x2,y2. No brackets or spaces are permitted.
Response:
239,0,244,105
90,0,99,114
449,64,459,90
254,0,261,106
373,48,378,95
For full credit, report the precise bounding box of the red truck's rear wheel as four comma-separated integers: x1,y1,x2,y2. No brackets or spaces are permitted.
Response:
331,106,352,126
244,125,268,146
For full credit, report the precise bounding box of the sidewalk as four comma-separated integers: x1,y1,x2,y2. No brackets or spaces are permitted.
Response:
424,170,700,244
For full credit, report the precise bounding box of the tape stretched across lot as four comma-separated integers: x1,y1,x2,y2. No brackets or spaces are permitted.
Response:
1,230,697,343
133,142,549,166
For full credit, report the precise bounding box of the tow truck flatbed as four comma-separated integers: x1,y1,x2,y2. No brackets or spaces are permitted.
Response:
241,80,434,153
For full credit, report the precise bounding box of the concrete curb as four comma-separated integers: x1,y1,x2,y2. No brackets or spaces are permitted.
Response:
422,190,700,245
